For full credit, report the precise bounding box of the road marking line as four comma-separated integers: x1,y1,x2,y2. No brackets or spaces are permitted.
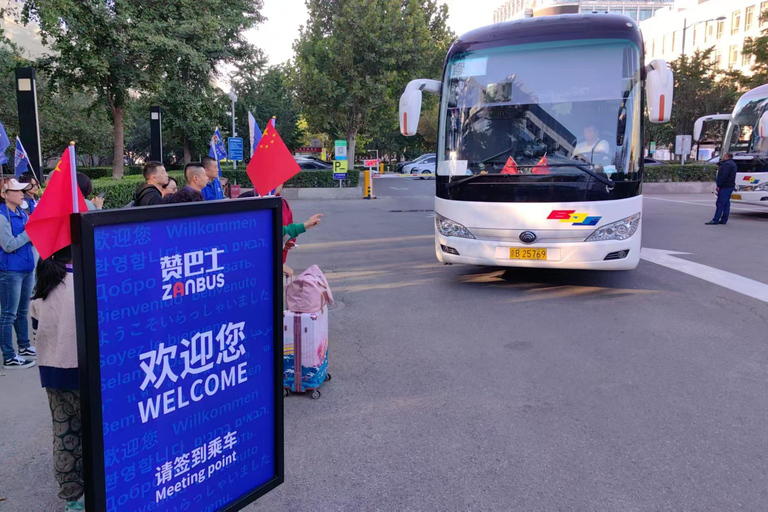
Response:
645,196,768,213
641,248,768,304
299,234,433,250
389,187,409,190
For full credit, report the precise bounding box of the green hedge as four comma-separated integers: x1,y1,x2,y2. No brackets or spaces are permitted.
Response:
92,172,186,209
643,164,717,182
222,169,359,188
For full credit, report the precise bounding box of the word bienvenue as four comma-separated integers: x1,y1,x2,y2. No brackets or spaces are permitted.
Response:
138,321,247,423
154,430,239,503
161,248,226,301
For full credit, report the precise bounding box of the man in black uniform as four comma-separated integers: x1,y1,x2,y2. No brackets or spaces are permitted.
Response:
134,161,169,206
706,152,737,225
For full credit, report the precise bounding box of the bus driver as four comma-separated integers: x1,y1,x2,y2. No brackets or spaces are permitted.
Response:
573,124,610,162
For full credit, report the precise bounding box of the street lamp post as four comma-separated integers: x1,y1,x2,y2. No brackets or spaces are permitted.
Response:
228,90,238,170
681,16,726,58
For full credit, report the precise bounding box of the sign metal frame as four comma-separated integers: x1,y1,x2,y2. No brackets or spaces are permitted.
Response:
71,198,285,512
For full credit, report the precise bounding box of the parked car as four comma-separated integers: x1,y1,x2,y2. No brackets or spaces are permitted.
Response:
403,155,436,174
397,153,435,173
643,157,664,166
294,155,327,164
408,156,436,179
298,160,332,170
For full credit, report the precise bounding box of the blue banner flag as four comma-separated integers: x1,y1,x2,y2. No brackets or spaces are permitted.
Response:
0,119,10,166
248,112,262,158
14,137,32,177
209,127,228,162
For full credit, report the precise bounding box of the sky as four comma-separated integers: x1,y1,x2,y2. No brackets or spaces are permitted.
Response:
247,0,502,66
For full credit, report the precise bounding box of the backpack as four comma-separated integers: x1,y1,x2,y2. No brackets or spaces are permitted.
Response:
286,265,334,313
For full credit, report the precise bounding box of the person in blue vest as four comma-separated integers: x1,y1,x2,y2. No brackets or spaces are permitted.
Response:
201,156,225,200
0,178,37,369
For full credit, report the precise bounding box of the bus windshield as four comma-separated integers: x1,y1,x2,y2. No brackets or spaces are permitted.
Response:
437,39,642,202
724,92,768,155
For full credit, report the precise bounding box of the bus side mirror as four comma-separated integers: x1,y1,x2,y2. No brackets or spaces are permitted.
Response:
693,114,732,142
760,111,768,138
399,79,441,136
646,59,673,124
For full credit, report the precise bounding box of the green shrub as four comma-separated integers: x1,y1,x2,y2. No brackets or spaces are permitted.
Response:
643,164,717,183
222,169,359,189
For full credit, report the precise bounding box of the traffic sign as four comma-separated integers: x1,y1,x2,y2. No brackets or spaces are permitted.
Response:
228,137,244,161
650,141,656,155
334,140,347,161
364,159,380,168
675,135,692,155
333,160,348,180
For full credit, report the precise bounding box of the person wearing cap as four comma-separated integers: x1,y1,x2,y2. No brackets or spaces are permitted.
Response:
0,178,37,369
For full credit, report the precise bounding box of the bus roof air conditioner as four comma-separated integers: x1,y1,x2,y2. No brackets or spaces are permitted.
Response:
692,114,732,142
645,59,673,124
399,79,441,136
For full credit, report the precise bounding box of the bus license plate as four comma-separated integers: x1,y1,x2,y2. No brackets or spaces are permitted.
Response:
731,194,742,200
510,248,547,260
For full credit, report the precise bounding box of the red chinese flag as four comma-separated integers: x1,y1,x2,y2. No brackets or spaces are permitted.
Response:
532,154,550,174
246,124,301,196
501,156,519,175
26,146,88,260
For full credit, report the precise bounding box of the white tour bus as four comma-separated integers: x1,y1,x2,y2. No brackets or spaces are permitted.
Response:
694,84,768,207
399,14,673,270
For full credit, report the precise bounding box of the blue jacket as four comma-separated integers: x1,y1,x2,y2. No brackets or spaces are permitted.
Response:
716,158,738,188
0,203,34,272
202,177,225,201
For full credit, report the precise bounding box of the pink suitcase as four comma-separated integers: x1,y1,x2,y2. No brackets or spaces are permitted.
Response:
283,306,330,398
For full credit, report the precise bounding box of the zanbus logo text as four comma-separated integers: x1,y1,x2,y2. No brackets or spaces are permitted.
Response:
160,248,226,301
743,176,760,184
547,210,601,226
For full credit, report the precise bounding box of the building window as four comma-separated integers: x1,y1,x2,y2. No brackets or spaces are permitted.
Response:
745,6,755,31
639,9,652,20
762,2,768,27
712,49,722,68
742,52,752,67
628,10,638,20
732,10,741,34
662,34,667,53
729,45,739,68
610,7,623,13
651,39,656,56
672,31,678,52
717,19,725,38
692,25,697,46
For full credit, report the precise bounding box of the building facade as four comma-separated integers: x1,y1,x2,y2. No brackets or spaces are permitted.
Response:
640,0,768,72
493,0,672,22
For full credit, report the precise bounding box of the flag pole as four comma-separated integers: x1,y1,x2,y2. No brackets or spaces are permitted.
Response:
70,141,79,214
17,136,39,182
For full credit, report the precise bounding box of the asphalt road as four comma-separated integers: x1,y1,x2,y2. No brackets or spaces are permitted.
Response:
2,179,768,511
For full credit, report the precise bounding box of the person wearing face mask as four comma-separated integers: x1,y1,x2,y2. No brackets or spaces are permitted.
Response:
0,178,37,369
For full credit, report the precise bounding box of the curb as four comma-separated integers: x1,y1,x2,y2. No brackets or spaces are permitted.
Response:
280,187,362,200
643,182,715,194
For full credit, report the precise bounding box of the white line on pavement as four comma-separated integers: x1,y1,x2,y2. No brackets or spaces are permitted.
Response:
645,196,768,213
640,248,768,304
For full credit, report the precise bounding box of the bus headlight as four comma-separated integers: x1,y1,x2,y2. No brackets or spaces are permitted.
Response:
585,213,640,242
756,182,768,191
436,214,475,239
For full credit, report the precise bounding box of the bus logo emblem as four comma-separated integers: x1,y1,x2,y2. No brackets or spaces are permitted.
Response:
519,231,537,243
547,210,601,226
744,176,760,184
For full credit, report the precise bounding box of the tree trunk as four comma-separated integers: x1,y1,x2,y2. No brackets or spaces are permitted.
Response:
347,130,357,171
183,137,192,164
111,105,125,179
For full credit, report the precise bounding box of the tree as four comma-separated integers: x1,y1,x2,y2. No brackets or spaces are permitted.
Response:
18,0,264,178
231,65,305,154
645,49,741,148
294,0,454,165
741,8,768,88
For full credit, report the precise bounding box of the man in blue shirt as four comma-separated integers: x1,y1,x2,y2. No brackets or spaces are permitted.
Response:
201,156,225,201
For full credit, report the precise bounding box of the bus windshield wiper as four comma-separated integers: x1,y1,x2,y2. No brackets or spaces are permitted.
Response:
546,163,615,189
447,173,487,189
